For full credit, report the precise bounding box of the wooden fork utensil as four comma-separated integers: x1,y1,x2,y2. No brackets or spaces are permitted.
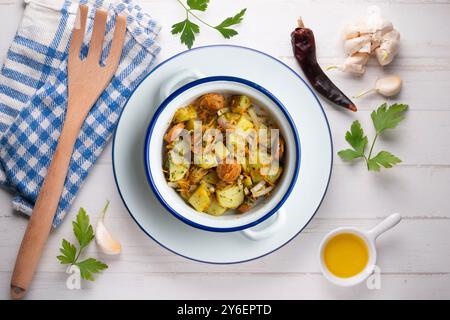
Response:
10,5,126,299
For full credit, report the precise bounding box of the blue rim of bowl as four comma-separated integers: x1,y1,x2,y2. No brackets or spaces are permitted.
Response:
143,76,301,232
112,45,333,264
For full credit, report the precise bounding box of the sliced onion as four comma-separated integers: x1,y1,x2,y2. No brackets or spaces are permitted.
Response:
250,180,265,194
167,182,178,188
252,186,273,198
218,116,234,129
248,108,261,127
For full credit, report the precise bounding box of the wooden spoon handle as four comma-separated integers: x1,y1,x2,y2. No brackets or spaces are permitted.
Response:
10,120,80,299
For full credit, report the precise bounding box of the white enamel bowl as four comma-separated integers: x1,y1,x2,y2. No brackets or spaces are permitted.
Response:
144,75,300,233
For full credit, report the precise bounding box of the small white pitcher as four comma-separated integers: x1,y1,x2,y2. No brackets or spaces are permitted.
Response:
319,213,402,287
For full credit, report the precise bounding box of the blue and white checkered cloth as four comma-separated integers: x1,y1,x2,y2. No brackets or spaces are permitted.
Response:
0,0,161,227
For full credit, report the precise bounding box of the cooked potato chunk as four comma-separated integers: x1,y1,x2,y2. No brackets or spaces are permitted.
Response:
236,115,254,131
185,118,196,131
217,112,240,129
247,151,271,171
206,199,228,216
198,153,218,169
216,184,244,209
168,159,189,182
230,95,251,113
258,152,272,167
227,131,246,152
243,176,253,187
203,171,219,184
263,166,283,185
250,168,264,184
188,184,211,212
173,105,197,123
214,141,229,160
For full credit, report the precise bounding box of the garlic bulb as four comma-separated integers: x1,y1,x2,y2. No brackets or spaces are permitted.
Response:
95,201,122,255
333,6,400,74
354,75,403,98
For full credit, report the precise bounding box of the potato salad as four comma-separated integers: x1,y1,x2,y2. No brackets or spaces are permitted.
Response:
163,93,285,216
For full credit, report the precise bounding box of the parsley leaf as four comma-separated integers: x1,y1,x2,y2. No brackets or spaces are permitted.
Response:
72,207,94,249
57,239,77,264
338,149,365,161
371,103,408,134
57,205,108,281
345,120,368,153
214,9,247,39
171,19,200,49
173,1,246,49
187,0,209,11
171,20,186,34
368,151,402,172
338,103,407,172
76,258,108,282
338,120,368,161
181,20,200,49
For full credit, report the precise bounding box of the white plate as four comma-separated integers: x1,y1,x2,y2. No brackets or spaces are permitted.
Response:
112,45,332,264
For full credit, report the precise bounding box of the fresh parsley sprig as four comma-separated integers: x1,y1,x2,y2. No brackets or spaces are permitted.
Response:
172,0,246,49
338,103,408,171
57,208,107,281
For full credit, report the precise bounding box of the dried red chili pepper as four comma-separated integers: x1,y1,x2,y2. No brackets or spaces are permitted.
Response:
291,19,357,112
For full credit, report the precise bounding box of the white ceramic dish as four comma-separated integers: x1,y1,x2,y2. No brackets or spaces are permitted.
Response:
112,45,332,263
319,213,402,286
144,74,300,232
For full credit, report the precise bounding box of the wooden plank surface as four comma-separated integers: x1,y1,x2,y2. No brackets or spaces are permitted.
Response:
0,0,449,299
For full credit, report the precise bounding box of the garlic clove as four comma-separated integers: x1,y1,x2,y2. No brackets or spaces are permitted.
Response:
95,201,122,255
375,75,402,97
327,52,369,75
96,220,122,255
344,35,371,55
349,52,370,64
375,29,400,66
375,49,389,66
354,75,402,98
343,52,370,74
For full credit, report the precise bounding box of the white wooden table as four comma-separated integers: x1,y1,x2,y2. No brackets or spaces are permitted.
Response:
1,0,449,300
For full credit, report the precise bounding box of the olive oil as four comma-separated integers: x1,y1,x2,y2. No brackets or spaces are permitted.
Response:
323,233,369,278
